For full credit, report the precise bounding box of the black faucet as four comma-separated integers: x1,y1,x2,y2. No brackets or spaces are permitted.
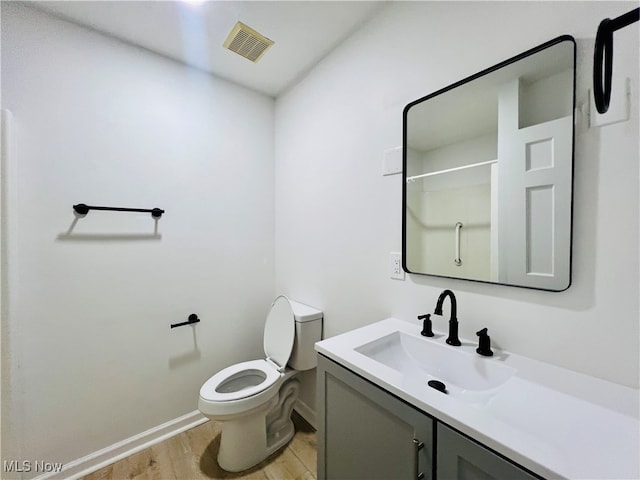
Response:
434,289,461,346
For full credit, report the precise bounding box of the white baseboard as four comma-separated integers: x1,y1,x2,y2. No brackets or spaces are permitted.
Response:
294,399,316,430
34,410,208,480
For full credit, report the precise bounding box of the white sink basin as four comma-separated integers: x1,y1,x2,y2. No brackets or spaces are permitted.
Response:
355,331,516,398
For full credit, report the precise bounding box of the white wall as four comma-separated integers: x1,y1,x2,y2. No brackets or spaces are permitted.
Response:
275,0,639,416
1,2,275,473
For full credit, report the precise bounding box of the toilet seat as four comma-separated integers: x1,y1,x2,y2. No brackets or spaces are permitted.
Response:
200,295,297,404
200,359,280,402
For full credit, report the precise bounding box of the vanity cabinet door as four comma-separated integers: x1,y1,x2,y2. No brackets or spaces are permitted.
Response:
437,424,539,480
318,354,433,480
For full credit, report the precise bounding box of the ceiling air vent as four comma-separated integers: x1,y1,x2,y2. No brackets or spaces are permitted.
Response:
223,21,274,63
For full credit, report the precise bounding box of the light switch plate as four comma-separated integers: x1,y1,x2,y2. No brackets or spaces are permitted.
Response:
383,147,403,176
589,77,630,128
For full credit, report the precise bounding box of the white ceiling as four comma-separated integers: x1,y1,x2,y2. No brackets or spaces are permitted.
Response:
30,0,387,97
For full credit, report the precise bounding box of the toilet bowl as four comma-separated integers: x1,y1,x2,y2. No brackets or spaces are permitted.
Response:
198,295,323,472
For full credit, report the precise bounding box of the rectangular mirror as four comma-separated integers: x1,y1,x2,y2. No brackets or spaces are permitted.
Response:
403,36,575,291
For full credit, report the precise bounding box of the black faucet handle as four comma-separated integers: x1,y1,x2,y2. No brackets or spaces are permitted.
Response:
476,328,493,356
417,314,434,337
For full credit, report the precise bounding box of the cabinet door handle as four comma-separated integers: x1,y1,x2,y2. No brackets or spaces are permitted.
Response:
413,438,425,480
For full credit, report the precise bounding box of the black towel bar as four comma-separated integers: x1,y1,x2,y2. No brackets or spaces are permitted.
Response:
73,203,164,218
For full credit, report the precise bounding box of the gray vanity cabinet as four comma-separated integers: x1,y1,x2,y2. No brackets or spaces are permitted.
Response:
317,354,434,480
318,354,542,480
437,423,538,480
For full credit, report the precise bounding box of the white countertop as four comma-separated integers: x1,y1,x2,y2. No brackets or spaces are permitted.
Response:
315,317,640,480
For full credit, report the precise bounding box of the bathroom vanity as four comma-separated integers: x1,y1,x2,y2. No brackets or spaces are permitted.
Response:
315,318,639,479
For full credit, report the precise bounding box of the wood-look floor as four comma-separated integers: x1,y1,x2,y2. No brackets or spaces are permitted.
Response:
81,412,316,480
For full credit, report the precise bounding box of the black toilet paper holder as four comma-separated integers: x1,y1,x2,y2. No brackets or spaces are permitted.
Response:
171,314,200,329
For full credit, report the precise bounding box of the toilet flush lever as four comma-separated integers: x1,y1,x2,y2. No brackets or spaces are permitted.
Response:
171,313,200,329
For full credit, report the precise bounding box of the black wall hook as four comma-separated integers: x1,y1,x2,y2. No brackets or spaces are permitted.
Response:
593,7,639,114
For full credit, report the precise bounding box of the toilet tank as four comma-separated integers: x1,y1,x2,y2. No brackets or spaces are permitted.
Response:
288,300,323,371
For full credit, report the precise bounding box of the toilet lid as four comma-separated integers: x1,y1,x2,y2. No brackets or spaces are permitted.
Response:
263,295,295,369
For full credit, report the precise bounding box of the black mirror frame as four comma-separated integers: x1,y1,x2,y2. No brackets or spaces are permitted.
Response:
402,35,576,292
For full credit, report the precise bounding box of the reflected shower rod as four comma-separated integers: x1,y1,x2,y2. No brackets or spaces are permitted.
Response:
406,159,497,183
73,203,164,218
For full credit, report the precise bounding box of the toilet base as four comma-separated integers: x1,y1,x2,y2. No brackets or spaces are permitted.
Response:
217,379,300,472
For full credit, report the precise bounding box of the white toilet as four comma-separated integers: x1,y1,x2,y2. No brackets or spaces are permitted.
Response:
198,295,323,472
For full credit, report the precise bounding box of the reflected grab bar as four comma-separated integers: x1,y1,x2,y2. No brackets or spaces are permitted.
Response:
454,222,463,266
